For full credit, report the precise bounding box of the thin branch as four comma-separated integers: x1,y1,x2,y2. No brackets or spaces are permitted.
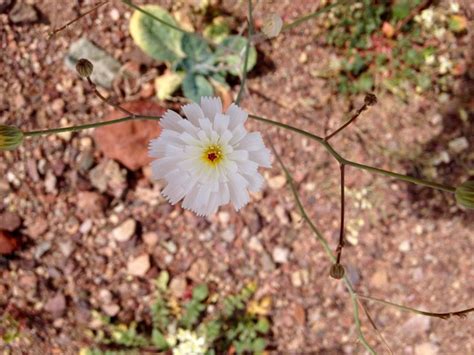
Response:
336,163,345,264
359,299,394,355
236,0,253,105
282,0,348,32
86,77,135,117
393,0,434,37
325,94,376,141
248,113,456,193
358,294,474,320
48,1,109,38
23,115,160,137
270,142,376,354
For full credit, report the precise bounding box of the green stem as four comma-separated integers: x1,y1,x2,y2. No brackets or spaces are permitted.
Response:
358,294,474,320
272,144,376,353
23,115,160,137
236,0,253,105
248,113,456,193
282,0,348,32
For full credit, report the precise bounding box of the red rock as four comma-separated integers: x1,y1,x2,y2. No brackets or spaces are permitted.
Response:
0,230,19,255
0,211,22,231
76,191,108,216
94,100,164,171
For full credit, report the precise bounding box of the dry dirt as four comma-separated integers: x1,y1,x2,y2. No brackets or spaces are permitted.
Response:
1,0,473,354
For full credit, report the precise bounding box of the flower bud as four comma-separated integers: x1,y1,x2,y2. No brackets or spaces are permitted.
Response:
262,14,283,38
0,125,24,151
364,93,377,106
75,58,94,78
455,180,474,209
329,263,345,279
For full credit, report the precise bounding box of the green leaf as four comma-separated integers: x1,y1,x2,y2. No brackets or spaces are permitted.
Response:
182,74,214,102
155,72,185,100
352,73,374,93
181,35,212,64
252,337,267,353
203,17,230,44
392,1,412,21
129,5,184,62
192,284,209,301
215,35,257,76
255,317,270,334
155,270,170,292
151,329,169,350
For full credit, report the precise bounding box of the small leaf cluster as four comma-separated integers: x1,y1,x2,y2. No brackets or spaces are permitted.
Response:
83,273,272,354
319,0,465,97
129,5,257,102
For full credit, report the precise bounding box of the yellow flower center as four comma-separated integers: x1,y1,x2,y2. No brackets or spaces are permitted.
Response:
202,145,224,166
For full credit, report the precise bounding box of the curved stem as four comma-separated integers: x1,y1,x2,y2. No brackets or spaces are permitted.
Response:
248,113,456,193
236,0,253,105
282,0,348,32
23,115,160,137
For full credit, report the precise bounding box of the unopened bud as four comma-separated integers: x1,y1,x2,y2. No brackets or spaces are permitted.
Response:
0,125,24,151
455,180,474,209
262,13,283,38
364,93,377,106
329,263,345,279
76,58,94,78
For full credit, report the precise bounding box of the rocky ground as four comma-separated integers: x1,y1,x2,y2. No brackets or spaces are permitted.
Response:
0,0,473,354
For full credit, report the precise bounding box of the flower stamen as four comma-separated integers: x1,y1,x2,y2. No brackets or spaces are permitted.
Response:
202,145,223,166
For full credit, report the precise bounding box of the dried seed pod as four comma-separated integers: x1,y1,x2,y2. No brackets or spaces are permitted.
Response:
76,58,94,78
329,263,345,279
0,125,24,151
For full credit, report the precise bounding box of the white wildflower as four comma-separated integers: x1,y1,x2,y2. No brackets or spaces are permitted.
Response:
415,8,435,28
149,97,271,216
438,55,452,74
172,329,207,355
449,1,460,13
425,54,436,65
434,27,446,39
262,13,283,38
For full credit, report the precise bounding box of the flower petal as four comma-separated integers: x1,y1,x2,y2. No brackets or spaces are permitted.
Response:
200,96,222,121
226,103,248,130
182,103,204,125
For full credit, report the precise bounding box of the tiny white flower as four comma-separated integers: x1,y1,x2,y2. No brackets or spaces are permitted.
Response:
418,8,435,28
262,13,283,38
172,329,208,355
425,54,436,65
450,1,460,13
438,55,452,74
149,97,271,216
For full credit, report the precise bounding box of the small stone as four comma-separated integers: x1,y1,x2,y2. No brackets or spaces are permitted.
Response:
0,211,21,231
34,241,52,259
272,246,290,264
169,276,187,298
98,289,113,304
370,269,388,288
9,2,38,24
188,258,209,282
112,218,136,242
77,191,107,216
142,232,159,247
44,171,57,194
94,100,164,171
260,252,275,272
448,137,469,153
163,241,177,254
218,211,230,225
221,227,235,243
44,293,66,316
401,315,431,337
293,304,306,325
79,219,93,234
65,38,121,89
291,269,309,287
415,342,439,355
89,159,126,196
127,254,150,277
26,217,49,238
399,240,411,252
102,303,120,317
0,230,19,255
248,236,263,252
267,175,286,189
59,241,75,258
